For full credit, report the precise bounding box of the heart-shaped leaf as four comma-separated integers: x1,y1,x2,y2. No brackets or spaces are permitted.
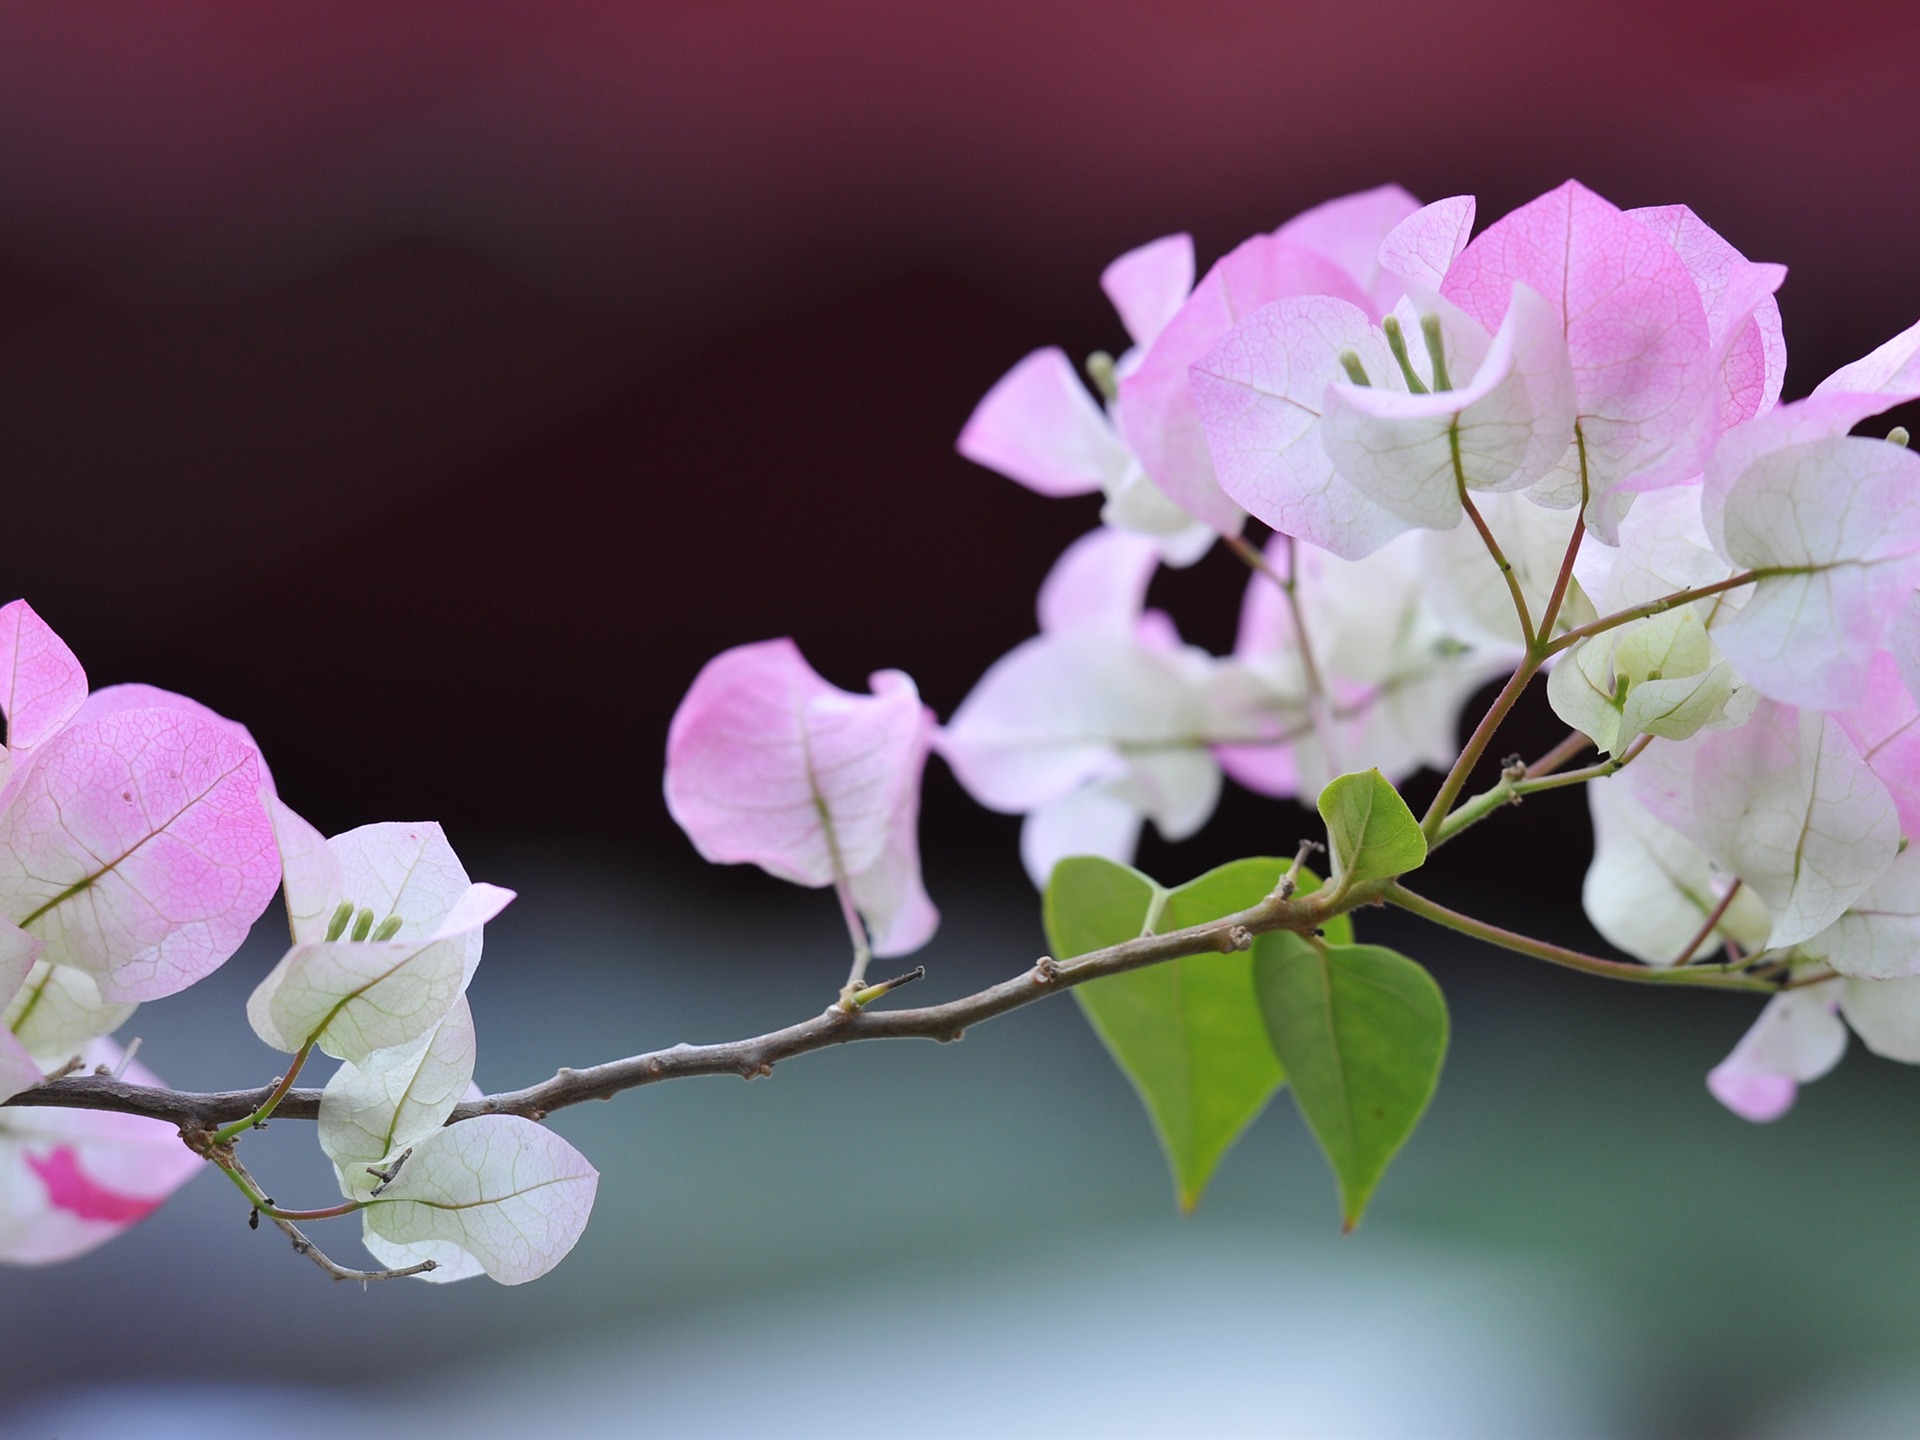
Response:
1255,939,1447,1230
1046,854,1346,1211
1318,768,1426,889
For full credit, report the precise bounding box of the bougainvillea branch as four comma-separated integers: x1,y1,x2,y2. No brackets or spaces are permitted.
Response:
11,174,1920,1281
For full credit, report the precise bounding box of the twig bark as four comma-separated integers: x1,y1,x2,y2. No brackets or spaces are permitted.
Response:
5,869,1334,1130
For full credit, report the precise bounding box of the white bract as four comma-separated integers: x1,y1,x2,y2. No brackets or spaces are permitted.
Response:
1582,779,1770,966
319,997,478,1196
360,1114,598,1286
1628,704,1898,948
247,800,512,1062
1208,531,1508,803
1549,607,1753,757
938,529,1222,885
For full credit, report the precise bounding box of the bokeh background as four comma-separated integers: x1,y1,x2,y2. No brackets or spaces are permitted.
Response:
5,3,1920,1435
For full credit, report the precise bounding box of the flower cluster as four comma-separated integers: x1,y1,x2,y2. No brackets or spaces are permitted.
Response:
669,178,1920,1124
0,602,594,1280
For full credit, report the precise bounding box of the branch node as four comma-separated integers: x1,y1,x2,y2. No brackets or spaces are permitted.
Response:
1276,840,1325,899
366,1146,414,1197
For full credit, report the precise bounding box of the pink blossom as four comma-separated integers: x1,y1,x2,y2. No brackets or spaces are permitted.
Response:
1118,187,1417,535
957,236,1212,565
1441,180,1722,533
666,639,937,957
0,1038,202,1263
938,529,1219,884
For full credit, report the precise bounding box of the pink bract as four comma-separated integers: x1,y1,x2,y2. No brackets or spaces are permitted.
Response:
665,639,937,958
0,707,281,1002
1118,187,1414,535
1441,180,1716,526
0,600,85,760
0,1038,203,1263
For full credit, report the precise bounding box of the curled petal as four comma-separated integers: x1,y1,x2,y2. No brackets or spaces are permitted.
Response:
957,348,1127,498
1320,284,1575,529
1101,234,1194,350
666,640,929,887
246,882,512,1061
1707,990,1846,1123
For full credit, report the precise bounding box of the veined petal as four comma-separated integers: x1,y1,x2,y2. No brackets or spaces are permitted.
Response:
0,600,85,760
4,959,134,1063
0,710,278,1003
665,640,929,888
1836,650,1920,838
938,632,1212,814
360,1114,597,1285
330,821,476,941
1378,196,1476,293
1442,180,1716,520
246,883,511,1061
1802,848,1920,980
957,347,1127,498
1583,778,1769,966
320,996,478,1195
1119,231,1369,534
1626,204,1786,430
1713,435,1920,709
1629,704,1899,947
76,684,274,794
1189,294,1412,558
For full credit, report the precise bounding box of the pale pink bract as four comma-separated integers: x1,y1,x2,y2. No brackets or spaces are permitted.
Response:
665,639,937,958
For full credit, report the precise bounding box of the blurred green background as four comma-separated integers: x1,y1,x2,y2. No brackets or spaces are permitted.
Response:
8,844,1920,1438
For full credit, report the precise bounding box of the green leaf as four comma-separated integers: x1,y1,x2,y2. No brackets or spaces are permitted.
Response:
1046,855,1329,1211
1318,768,1427,889
1254,940,1447,1231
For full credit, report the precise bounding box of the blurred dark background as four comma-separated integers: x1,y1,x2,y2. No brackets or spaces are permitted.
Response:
5,0,1919,851
7,5,1920,1435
